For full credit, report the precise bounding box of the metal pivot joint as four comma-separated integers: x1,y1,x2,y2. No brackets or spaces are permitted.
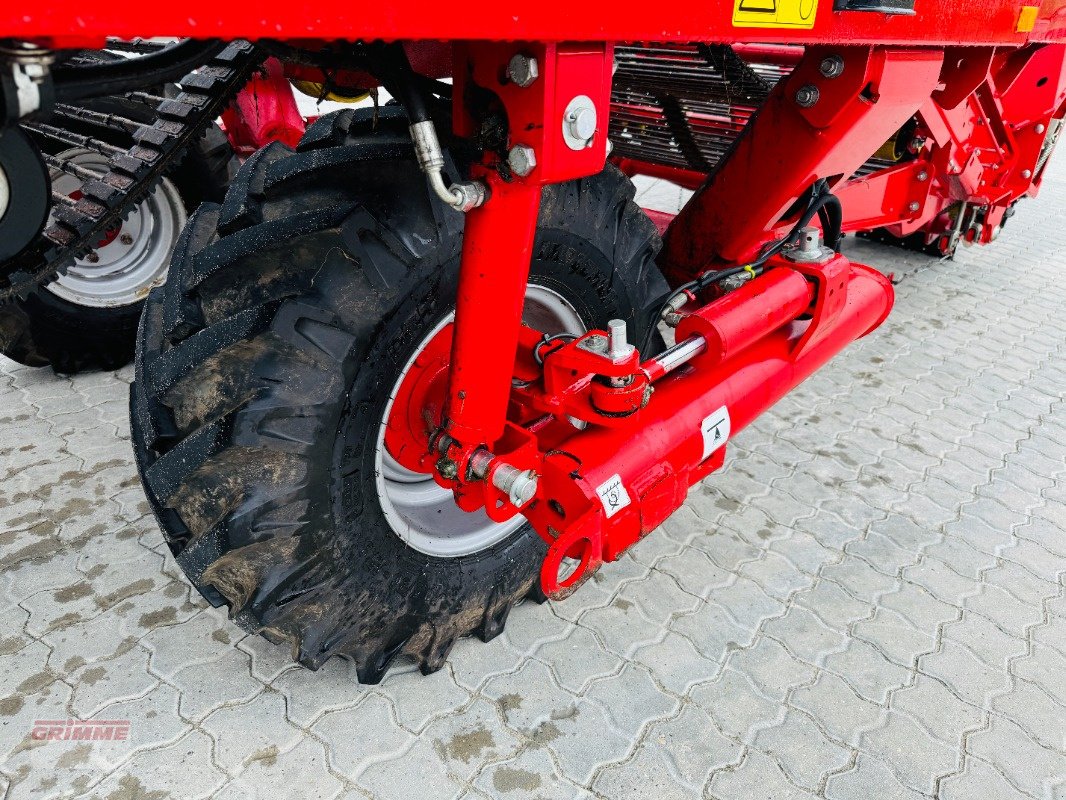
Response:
786,227,833,263
469,450,539,508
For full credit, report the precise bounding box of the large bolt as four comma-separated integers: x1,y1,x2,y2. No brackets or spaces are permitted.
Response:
492,464,539,507
607,319,635,361
1034,123,1046,134
798,227,822,256
563,95,598,150
508,145,537,177
794,85,820,108
786,226,831,264
566,105,597,142
581,333,608,354
819,55,845,78
507,54,539,88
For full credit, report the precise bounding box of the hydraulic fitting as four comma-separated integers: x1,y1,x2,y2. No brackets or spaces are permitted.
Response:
409,119,487,212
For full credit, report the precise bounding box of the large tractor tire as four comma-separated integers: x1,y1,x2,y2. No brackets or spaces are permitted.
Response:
129,107,666,682
0,98,237,375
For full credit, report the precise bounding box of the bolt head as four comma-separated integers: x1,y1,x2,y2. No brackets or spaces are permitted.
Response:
917,171,929,182
507,54,539,88
1034,123,1046,135
819,55,845,79
435,457,459,481
567,106,597,142
508,145,537,177
794,85,820,108
582,333,608,354
562,95,598,151
1021,169,1033,179
84,252,99,263
119,233,134,245
509,470,538,507
908,201,921,213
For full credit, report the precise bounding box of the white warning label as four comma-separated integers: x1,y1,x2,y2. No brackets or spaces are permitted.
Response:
701,405,731,461
595,474,632,519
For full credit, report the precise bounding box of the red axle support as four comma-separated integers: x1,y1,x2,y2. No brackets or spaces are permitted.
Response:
390,40,1060,596
528,257,894,595
440,42,614,455
427,43,923,564
443,175,542,446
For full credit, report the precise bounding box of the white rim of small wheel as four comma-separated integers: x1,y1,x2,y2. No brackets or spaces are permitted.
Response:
374,283,586,558
45,148,186,309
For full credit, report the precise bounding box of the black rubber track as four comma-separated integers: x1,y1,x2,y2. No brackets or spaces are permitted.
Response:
130,107,667,682
0,114,237,374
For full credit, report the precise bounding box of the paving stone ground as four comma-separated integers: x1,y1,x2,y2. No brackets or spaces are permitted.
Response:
2,155,1066,800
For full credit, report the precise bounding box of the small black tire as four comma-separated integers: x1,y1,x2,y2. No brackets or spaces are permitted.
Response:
0,104,237,374
130,107,667,682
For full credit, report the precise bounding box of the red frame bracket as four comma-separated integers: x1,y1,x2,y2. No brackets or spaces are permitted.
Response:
435,42,615,479
660,46,945,281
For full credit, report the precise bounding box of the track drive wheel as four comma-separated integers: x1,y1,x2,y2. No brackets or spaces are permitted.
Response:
130,108,666,682
0,104,237,374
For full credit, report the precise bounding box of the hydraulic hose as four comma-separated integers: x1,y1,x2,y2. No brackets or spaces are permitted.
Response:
373,43,486,212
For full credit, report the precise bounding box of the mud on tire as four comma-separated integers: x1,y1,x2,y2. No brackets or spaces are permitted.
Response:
130,107,666,682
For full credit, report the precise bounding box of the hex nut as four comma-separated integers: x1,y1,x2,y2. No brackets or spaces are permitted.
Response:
819,55,845,78
507,54,539,88
508,145,537,177
795,85,820,108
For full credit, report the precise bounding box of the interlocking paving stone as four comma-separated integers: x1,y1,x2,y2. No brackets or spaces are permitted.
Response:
2,156,1065,800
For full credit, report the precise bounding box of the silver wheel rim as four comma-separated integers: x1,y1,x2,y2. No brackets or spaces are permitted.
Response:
45,148,186,308
374,284,586,558
0,161,10,221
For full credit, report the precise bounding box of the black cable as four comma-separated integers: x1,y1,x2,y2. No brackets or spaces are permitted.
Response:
817,195,843,251
534,333,579,365
370,43,431,124
52,40,225,103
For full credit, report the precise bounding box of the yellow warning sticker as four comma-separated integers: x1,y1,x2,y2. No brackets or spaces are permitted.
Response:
732,0,819,29
1016,5,1039,32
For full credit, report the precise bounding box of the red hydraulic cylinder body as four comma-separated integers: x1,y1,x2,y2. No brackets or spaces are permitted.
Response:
674,268,815,364
534,261,893,590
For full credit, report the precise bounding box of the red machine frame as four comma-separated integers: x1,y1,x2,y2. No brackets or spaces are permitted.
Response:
5,1,1066,595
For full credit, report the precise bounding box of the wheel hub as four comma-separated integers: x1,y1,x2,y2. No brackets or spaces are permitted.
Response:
374,283,585,558
45,148,186,308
